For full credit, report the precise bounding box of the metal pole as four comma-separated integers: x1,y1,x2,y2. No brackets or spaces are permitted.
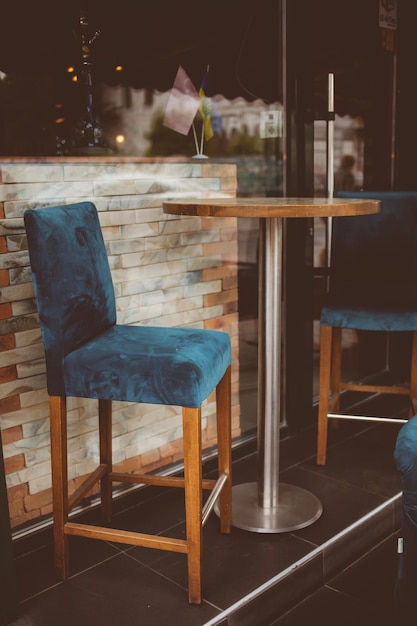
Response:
280,0,288,426
257,218,282,509
327,73,335,200
281,0,287,198
326,73,335,281
390,51,398,189
228,216,322,532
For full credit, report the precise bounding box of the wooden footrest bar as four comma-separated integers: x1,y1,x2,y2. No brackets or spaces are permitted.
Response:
64,521,188,553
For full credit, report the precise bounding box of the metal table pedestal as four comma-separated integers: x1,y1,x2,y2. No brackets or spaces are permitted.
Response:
223,218,322,532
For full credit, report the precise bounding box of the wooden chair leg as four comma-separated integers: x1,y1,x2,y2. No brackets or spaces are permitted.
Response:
328,326,343,433
317,326,332,465
330,327,342,414
182,406,202,605
216,366,232,534
49,395,70,579
99,399,113,523
409,331,417,417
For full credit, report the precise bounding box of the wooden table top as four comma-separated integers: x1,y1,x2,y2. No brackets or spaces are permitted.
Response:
163,196,381,219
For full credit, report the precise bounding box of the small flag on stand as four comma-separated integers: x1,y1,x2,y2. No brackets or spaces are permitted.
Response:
199,68,214,141
195,66,224,156
163,65,200,136
198,66,223,141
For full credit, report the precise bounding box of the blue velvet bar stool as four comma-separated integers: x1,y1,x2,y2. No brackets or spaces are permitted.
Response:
317,191,417,465
24,201,232,604
394,414,417,619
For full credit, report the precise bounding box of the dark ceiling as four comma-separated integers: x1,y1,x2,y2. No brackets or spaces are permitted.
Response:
0,1,415,113
0,1,282,101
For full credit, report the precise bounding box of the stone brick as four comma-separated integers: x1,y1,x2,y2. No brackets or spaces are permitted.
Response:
220,177,239,191
222,275,238,291
4,454,25,474
12,298,37,316
201,216,237,230
160,438,184,461
7,481,28,503
0,313,39,335
204,288,238,308
6,234,28,253
0,180,93,202
1,425,22,445
222,300,239,315
203,312,238,330
0,372,47,400
140,448,161,468
8,496,25,521
202,265,237,282
220,227,238,242
0,395,20,415
0,333,15,351
24,488,52,512
40,503,53,517
14,328,41,348
1,164,63,186
113,456,142,475
0,268,9,286
0,342,45,366
0,302,12,320
183,280,221,298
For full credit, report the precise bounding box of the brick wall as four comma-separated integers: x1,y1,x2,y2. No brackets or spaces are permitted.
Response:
0,157,240,531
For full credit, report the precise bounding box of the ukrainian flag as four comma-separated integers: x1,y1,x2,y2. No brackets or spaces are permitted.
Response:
199,68,214,141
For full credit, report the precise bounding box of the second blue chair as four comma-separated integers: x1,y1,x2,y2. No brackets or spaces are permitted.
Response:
317,191,417,465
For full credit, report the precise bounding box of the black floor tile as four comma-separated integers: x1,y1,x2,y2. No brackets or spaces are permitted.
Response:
144,516,314,609
271,534,401,626
6,416,404,626
328,533,399,617
303,422,402,498
270,585,393,626
281,464,386,546
15,535,120,601
12,554,220,626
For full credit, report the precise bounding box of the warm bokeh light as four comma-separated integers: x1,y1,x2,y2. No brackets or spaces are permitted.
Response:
115,134,125,144
115,65,123,72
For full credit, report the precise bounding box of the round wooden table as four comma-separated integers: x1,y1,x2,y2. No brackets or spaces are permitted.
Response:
163,197,381,533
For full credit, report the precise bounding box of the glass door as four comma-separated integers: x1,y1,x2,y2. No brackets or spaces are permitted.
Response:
310,0,401,403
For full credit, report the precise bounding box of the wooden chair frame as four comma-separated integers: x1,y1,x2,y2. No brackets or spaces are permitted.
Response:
50,366,232,605
317,327,417,466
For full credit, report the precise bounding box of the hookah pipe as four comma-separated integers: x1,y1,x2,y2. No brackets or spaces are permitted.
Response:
73,9,105,149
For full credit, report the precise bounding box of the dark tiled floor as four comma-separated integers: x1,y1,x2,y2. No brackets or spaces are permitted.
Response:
5,404,405,626
271,532,400,626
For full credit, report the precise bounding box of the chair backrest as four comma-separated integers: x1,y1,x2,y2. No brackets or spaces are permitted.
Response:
330,191,417,305
24,202,116,395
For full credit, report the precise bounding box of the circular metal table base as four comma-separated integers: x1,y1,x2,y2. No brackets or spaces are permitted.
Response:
216,482,323,533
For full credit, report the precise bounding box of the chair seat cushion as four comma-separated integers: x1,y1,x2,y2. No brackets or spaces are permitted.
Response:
320,302,417,331
62,324,231,408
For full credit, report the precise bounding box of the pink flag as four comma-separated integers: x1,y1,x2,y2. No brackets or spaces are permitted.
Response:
163,66,200,135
